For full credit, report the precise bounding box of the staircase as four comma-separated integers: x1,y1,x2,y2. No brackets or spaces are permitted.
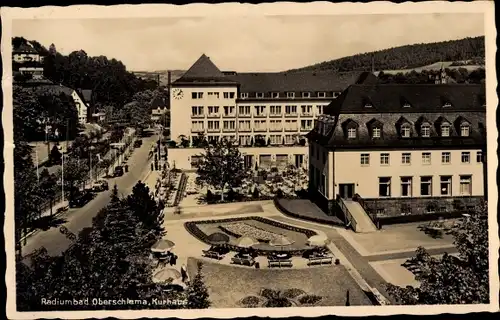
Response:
338,197,378,233
173,173,188,207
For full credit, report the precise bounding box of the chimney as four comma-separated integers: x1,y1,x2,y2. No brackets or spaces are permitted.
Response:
167,71,172,88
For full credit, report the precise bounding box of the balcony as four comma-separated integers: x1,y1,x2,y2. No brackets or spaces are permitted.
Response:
239,127,252,132
285,113,298,118
191,128,205,133
191,114,205,119
222,128,236,133
238,113,252,118
253,128,267,132
222,113,236,118
254,113,267,118
269,113,283,118
207,113,221,118
207,128,221,133
269,127,283,132
301,113,313,117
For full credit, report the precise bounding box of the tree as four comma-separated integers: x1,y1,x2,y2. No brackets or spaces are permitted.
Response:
110,184,119,203
385,203,488,305
127,181,165,243
196,138,248,201
186,261,210,309
49,144,62,165
39,169,58,216
60,158,89,200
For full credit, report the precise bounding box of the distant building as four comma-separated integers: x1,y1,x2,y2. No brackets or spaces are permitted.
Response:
307,83,486,220
150,94,169,124
13,42,44,64
71,89,93,125
168,53,378,170
92,111,106,123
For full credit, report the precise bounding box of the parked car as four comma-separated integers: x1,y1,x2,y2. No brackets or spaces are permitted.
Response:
134,139,143,148
92,180,109,192
114,166,124,177
69,191,95,208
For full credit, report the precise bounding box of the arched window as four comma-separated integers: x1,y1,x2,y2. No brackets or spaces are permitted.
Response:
421,123,431,137
441,122,451,137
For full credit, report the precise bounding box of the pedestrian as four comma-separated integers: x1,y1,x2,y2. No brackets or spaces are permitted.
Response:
180,264,188,283
172,254,178,266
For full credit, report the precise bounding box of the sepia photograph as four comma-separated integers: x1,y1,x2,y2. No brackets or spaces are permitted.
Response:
2,2,498,318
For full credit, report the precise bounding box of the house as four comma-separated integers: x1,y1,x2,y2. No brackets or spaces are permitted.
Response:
307,83,486,223
92,111,106,123
19,66,44,80
71,89,93,125
150,94,169,123
13,42,44,64
168,53,378,170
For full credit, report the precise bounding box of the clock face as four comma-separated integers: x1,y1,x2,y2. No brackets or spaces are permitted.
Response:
172,88,184,100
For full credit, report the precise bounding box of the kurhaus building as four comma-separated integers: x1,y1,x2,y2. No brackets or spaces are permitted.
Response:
307,83,486,223
168,54,378,170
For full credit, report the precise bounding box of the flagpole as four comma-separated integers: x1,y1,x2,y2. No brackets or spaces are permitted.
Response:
61,152,65,204
35,141,39,184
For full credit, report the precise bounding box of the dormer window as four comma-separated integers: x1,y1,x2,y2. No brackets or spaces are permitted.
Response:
347,128,357,139
460,123,470,137
372,127,381,138
302,92,311,98
271,92,279,99
256,92,264,99
365,103,373,108
401,124,411,138
367,118,383,139
318,92,326,98
287,92,295,99
421,123,431,137
241,93,248,99
443,102,452,108
403,103,411,108
441,123,451,137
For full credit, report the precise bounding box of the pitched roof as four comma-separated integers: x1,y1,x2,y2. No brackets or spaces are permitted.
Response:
309,84,486,150
13,42,39,54
81,89,92,102
175,54,236,84
150,95,168,109
327,83,486,114
225,71,377,94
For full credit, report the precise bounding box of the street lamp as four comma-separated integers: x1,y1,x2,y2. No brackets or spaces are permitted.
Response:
89,145,96,183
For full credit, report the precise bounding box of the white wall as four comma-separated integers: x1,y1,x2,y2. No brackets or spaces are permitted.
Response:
332,149,484,199
71,91,88,125
308,141,334,199
13,53,42,63
168,146,308,170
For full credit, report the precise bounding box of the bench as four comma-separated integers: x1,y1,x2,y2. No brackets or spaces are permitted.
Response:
307,256,333,266
231,256,255,266
268,259,293,268
202,250,225,260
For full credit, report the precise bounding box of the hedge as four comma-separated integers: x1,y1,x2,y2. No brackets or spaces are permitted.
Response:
184,216,317,256
274,198,345,228
378,211,467,226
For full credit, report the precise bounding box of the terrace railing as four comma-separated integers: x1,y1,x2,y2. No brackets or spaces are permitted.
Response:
336,194,357,232
352,193,381,230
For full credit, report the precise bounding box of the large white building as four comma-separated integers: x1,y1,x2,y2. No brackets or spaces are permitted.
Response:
308,83,486,220
168,54,378,170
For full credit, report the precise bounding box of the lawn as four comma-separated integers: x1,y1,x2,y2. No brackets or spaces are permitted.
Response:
187,257,373,308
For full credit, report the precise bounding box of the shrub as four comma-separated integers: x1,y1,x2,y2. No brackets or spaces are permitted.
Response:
252,188,260,199
283,288,306,299
299,294,322,305
206,190,214,203
227,189,236,202
335,258,340,265
240,296,261,308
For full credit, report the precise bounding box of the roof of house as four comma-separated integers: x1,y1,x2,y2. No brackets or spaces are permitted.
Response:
309,84,486,150
226,71,377,93
81,89,92,103
150,95,168,109
174,54,237,84
28,84,74,97
173,54,378,93
13,42,39,54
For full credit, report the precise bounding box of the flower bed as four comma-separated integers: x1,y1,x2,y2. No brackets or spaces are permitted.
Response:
219,222,282,243
184,216,317,256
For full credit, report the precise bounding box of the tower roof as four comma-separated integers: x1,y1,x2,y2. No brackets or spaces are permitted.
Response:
174,54,237,84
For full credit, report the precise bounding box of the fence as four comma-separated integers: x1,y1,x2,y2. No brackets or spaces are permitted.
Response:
336,195,356,231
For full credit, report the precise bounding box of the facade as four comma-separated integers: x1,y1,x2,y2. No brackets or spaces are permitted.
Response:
168,54,378,170
13,42,44,64
308,84,486,218
19,67,44,80
71,89,93,125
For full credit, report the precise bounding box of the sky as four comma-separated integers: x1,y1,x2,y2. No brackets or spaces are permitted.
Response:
12,13,484,72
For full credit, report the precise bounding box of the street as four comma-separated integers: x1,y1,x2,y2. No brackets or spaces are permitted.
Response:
21,133,158,259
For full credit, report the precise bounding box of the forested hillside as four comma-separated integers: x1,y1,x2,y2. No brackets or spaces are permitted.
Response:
289,36,485,72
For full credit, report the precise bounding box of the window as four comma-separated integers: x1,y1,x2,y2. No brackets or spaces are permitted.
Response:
239,135,251,146
347,128,356,139
441,123,451,137
207,106,219,116
421,123,431,137
301,105,313,115
285,105,297,115
360,153,370,166
254,120,267,130
238,105,251,115
379,177,391,197
420,176,432,196
316,105,324,115
270,135,281,145
402,153,411,165
223,92,229,99
443,102,452,108
441,152,451,164
285,120,298,131
207,92,220,99
461,152,471,163
191,121,204,131
270,105,282,115
285,135,295,145
223,120,235,130
440,176,452,196
403,103,411,108
302,92,311,98
192,92,203,99
459,175,472,196
460,123,470,137
380,153,389,165
477,151,483,163
401,124,411,138
229,92,235,99
191,106,204,116
207,121,220,130
287,92,295,99
422,152,431,165
372,127,381,138
254,105,266,116
270,120,282,131
318,92,326,98
401,177,413,197
223,106,235,116
239,120,251,130
240,93,248,99
301,119,313,130
271,92,279,99
256,92,264,98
